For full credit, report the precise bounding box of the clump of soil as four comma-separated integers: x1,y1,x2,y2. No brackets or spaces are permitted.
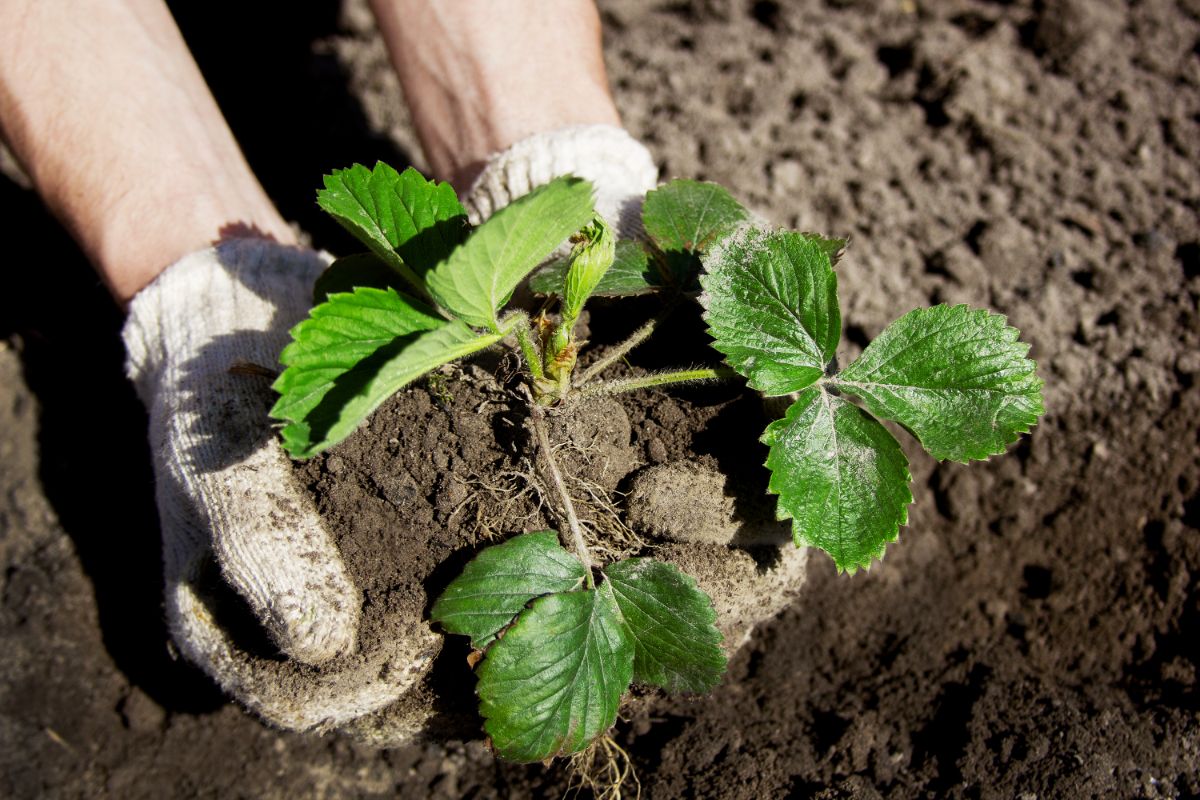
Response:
293,364,546,740
626,461,742,545
287,334,796,741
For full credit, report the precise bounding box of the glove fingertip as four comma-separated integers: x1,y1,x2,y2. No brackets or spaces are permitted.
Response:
263,582,362,665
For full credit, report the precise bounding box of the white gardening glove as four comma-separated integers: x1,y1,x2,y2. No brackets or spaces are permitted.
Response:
120,129,798,746
463,124,659,235
123,238,438,731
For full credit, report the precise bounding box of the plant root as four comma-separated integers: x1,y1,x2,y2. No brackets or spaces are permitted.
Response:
532,408,596,583
528,434,646,565
446,469,543,543
566,734,641,800
568,476,645,563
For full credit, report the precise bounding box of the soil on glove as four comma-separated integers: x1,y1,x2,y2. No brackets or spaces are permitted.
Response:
2,0,1198,798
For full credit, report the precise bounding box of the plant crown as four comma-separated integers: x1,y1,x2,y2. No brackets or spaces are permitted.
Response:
270,162,1044,762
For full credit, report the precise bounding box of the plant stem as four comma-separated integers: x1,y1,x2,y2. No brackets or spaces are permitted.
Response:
576,366,738,399
511,316,546,381
573,302,676,387
532,408,595,587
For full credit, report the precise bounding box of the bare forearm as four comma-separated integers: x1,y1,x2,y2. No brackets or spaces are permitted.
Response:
0,0,292,304
371,0,621,189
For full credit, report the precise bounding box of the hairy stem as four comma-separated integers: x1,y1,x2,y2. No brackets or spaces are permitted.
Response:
508,313,546,381
574,302,676,387
532,408,595,587
576,366,738,399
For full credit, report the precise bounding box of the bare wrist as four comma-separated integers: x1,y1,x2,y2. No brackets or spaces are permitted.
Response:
372,0,621,189
0,0,294,307
88,188,296,306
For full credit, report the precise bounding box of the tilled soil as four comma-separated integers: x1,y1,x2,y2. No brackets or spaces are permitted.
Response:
1,0,1197,797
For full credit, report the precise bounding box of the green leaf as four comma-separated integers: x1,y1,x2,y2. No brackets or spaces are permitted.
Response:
272,290,501,458
836,305,1044,463
313,253,411,304
476,584,633,763
526,181,750,300
638,180,751,294
529,240,661,297
763,387,912,572
642,180,749,255
424,177,595,329
318,163,468,291
274,287,443,404
603,559,725,693
700,228,841,396
431,531,587,649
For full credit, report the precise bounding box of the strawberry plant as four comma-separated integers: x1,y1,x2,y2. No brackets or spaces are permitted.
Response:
271,162,1043,762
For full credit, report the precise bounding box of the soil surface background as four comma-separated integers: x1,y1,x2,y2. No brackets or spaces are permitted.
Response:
2,0,1198,798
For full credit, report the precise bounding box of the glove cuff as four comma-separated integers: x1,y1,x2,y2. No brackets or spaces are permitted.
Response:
463,124,659,237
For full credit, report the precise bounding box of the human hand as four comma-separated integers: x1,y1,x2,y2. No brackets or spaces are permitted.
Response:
122,239,439,731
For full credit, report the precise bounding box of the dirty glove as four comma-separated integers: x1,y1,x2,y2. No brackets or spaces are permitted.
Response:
123,239,438,731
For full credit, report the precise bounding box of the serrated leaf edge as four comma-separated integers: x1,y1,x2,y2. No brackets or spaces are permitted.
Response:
274,321,501,458
643,179,751,254
475,583,633,763
430,531,587,649
317,163,426,292
761,384,914,574
836,304,1045,464
424,176,594,330
698,225,840,396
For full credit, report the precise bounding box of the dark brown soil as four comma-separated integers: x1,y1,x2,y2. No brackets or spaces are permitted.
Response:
2,0,1198,798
